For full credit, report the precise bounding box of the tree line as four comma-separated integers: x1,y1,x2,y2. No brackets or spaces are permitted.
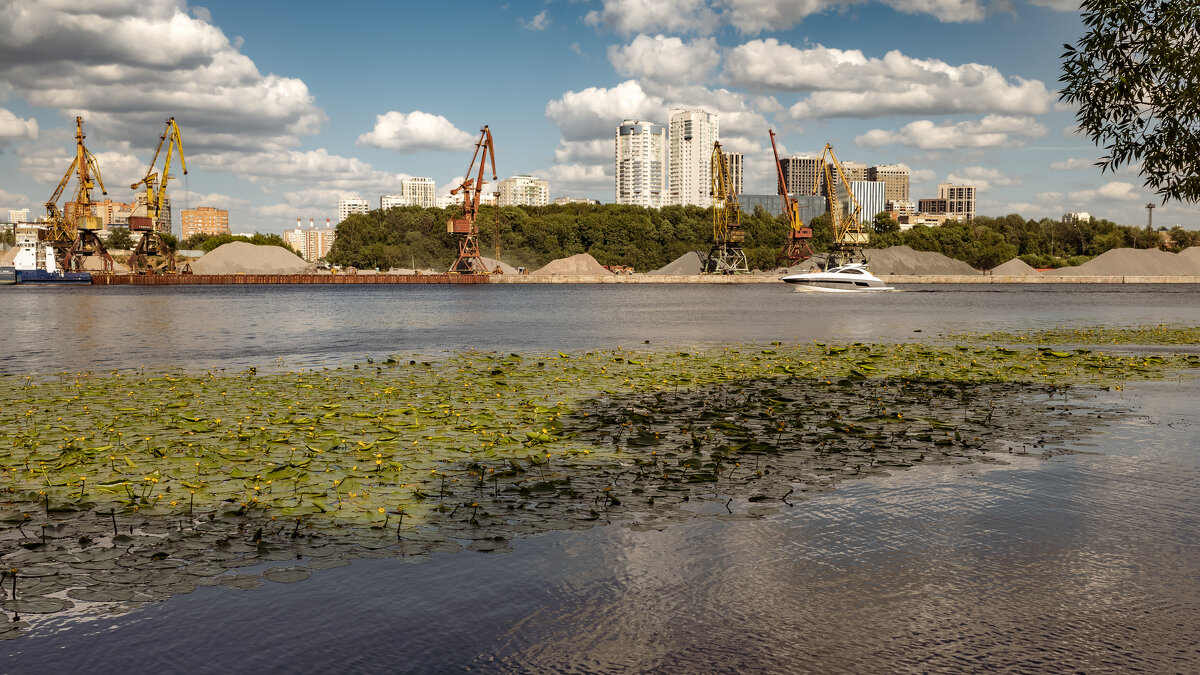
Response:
324,203,1196,272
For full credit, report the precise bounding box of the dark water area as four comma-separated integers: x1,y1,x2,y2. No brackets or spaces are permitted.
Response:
4,381,1197,673
1,285,1198,672
2,283,1199,373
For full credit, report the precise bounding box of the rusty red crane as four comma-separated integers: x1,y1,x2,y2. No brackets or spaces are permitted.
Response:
770,129,814,267
447,126,496,274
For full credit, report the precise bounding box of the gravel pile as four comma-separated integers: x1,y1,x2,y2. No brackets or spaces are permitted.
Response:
81,256,130,272
864,246,982,275
532,253,611,275
479,256,519,274
650,251,703,275
990,258,1041,275
1043,248,1200,276
191,242,310,275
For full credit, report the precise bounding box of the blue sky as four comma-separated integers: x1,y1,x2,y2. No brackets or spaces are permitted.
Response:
0,0,1189,233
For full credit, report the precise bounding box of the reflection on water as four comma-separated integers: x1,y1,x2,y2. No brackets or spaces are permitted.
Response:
3,284,1200,373
4,382,1197,673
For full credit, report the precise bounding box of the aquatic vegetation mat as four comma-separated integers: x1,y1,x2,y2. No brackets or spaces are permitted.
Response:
949,323,1200,347
0,340,1196,633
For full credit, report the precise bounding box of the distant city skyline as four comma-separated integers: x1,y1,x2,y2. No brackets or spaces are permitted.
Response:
0,1,1189,232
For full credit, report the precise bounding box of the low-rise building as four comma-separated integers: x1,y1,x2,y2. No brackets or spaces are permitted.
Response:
497,175,549,207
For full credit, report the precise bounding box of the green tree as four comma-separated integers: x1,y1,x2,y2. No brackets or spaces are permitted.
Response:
105,227,134,250
1060,0,1200,202
872,211,900,234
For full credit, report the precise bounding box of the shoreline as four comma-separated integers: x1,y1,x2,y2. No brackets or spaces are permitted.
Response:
12,273,1200,285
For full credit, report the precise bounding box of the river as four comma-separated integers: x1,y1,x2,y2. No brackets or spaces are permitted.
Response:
0,284,1197,673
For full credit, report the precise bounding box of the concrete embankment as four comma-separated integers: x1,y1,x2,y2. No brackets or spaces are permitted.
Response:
491,274,1200,284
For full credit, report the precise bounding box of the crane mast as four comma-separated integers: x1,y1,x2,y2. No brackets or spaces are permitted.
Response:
705,142,748,273
447,126,496,274
769,129,814,267
45,117,113,272
814,143,869,264
128,117,187,273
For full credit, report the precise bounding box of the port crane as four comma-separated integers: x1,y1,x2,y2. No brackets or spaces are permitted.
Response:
128,117,187,273
447,126,496,274
813,143,869,265
705,141,748,273
43,117,113,272
769,129,813,267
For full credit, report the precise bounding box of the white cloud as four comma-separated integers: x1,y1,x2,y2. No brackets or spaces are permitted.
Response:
1050,157,1095,171
356,111,476,154
856,115,1047,150
522,9,550,30
554,139,612,164
542,164,613,195
723,40,1050,118
0,0,324,152
0,107,37,145
0,187,30,207
1025,0,1079,10
545,80,667,142
1067,181,1143,203
585,0,720,35
608,34,720,84
195,148,411,195
911,168,938,184
584,0,991,35
945,166,1019,191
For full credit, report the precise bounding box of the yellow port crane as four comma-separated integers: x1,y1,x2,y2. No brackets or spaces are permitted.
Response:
44,116,113,272
813,143,869,264
705,141,748,273
447,125,496,274
128,117,187,273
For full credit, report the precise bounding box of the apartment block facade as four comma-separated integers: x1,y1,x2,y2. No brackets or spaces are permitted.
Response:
180,206,230,240
615,120,667,208
337,198,370,223
721,151,743,196
496,175,549,207
868,164,910,204
668,109,718,207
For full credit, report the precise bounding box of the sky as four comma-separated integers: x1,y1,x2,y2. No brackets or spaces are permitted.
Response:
0,0,1191,233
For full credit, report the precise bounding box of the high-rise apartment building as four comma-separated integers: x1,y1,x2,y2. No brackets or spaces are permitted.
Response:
841,161,869,183
615,120,667,208
337,198,370,223
868,165,910,203
497,175,549,207
938,183,976,221
668,109,718,207
401,177,436,208
779,156,823,197
284,218,337,262
850,180,887,224
180,206,230,239
721,152,743,195
8,209,29,224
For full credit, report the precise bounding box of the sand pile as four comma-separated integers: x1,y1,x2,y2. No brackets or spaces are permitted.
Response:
191,242,310,275
774,258,823,275
1043,248,1200,276
479,256,519,274
990,258,1041,275
864,246,982,275
650,251,703,275
532,253,611,275
0,247,17,266
81,256,130,272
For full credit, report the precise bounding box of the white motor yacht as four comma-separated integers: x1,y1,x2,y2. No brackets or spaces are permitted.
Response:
780,262,894,292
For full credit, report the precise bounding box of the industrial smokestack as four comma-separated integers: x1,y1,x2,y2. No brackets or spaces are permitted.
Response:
326,218,330,228
309,218,314,229
296,218,301,229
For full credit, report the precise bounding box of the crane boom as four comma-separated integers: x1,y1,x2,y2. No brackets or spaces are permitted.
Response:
131,117,187,233
705,142,747,273
814,143,868,258
769,129,813,267
43,117,113,272
447,126,497,274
